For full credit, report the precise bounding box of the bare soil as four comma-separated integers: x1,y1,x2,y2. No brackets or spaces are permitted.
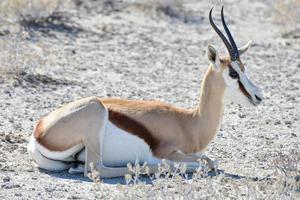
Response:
0,0,299,199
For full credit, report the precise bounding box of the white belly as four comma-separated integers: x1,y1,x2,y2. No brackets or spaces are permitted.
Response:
101,121,153,167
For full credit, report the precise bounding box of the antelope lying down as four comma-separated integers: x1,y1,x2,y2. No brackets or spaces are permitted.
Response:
28,7,262,178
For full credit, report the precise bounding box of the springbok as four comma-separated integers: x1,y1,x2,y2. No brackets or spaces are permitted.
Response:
28,7,262,178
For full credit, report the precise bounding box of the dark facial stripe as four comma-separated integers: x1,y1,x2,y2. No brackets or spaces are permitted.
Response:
238,80,252,100
229,65,252,100
108,109,159,150
229,65,239,79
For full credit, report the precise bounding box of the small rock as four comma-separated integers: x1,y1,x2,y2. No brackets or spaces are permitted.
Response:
274,120,281,125
1,183,21,189
295,175,300,182
284,121,292,125
238,114,246,118
45,186,56,192
26,167,34,172
15,193,22,197
3,176,11,182
3,89,10,95
69,195,82,199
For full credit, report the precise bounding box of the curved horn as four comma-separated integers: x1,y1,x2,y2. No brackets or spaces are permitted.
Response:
209,7,236,60
221,6,239,60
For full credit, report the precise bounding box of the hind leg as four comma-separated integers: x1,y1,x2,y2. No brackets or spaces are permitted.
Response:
28,137,71,171
30,96,107,176
68,148,86,174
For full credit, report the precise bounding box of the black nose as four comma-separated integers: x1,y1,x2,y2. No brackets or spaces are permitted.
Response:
255,95,262,102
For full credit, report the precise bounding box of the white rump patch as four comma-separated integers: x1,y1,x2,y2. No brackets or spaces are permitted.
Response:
27,136,83,171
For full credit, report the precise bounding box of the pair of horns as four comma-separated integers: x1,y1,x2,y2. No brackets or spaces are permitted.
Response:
209,6,239,61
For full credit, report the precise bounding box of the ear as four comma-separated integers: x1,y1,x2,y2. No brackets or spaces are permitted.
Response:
238,40,252,55
207,44,220,70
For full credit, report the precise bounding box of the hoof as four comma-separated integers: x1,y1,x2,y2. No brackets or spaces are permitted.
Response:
208,160,219,171
68,164,84,174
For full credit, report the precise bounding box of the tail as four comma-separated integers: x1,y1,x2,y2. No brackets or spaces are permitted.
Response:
27,135,71,171
28,119,78,171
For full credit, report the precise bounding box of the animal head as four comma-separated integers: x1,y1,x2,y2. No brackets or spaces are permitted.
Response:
207,7,262,106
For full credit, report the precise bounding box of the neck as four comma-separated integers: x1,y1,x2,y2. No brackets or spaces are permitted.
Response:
193,66,226,151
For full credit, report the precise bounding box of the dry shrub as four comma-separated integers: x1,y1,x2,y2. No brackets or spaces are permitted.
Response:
132,0,185,21
88,150,300,199
127,0,183,11
0,32,29,83
94,0,185,20
0,31,51,85
0,1,75,84
100,0,183,10
0,0,71,33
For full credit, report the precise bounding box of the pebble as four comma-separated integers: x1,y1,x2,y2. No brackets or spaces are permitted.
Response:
284,121,292,125
69,195,82,199
274,120,281,125
1,182,21,189
15,193,22,197
3,176,11,182
291,133,297,137
238,114,246,118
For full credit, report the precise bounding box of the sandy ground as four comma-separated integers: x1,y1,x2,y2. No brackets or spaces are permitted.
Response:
0,0,299,199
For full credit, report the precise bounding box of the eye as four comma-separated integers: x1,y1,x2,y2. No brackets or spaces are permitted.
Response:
229,70,239,79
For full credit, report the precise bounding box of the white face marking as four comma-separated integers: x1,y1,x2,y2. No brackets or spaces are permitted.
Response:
223,61,262,106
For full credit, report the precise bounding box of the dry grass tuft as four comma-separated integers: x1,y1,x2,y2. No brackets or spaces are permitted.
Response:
0,31,34,84
100,0,183,11
0,0,72,34
88,150,300,199
82,0,187,21
0,31,62,86
100,0,203,24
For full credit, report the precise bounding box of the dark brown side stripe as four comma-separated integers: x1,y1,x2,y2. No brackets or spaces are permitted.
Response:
108,109,159,150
